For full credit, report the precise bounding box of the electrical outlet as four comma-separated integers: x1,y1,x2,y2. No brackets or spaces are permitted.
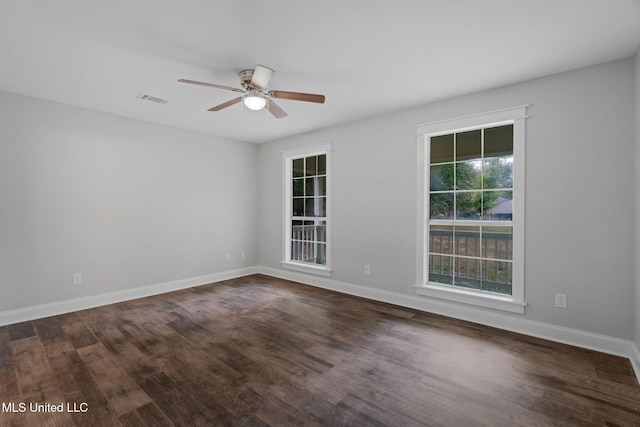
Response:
72,273,83,285
555,293,567,309
225,253,231,262
364,265,371,275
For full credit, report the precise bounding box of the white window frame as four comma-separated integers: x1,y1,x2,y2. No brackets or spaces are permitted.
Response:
282,143,332,276
415,106,527,314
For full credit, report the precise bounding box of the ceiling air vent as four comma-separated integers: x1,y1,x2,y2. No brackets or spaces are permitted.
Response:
136,93,168,104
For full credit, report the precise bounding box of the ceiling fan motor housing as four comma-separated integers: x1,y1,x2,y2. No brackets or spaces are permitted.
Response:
238,69,255,87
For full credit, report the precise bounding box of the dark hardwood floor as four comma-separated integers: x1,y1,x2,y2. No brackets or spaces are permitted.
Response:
1,274,639,426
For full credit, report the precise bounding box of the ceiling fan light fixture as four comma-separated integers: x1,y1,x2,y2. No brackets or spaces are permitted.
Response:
243,95,266,111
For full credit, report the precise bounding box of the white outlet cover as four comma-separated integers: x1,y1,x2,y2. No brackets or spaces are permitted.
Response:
555,293,567,308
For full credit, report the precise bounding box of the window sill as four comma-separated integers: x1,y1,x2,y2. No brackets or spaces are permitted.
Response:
415,283,525,314
281,261,332,277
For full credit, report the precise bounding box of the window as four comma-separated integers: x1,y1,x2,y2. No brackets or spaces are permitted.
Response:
415,106,526,313
282,144,331,276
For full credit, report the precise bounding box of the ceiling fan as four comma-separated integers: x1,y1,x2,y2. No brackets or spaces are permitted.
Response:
178,65,325,119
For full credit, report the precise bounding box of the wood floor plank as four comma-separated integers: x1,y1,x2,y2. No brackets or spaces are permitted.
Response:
0,326,18,401
118,410,146,427
9,336,76,427
76,343,152,417
252,392,322,427
134,402,173,427
1,274,639,426
7,322,36,342
57,312,100,350
125,365,233,426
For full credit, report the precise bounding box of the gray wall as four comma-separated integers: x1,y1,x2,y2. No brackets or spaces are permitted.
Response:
635,49,640,349
258,58,635,340
0,90,258,312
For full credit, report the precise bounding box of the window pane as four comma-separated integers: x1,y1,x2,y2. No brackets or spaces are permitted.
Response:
485,124,513,158
292,198,304,216
316,221,327,242
430,164,454,191
291,220,308,262
315,243,327,265
291,220,304,261
317,176,326,196
430,193,454,219
431,134,454,163
293,158,305,178
305,198,314,217
456,192,481,220
482,260,512,295
293,178,304,197
454,226,480,257
305,177,315,196
303,197,326,218
291,240,303,261
484,281,512,295
302,176,326,196
429,255,453,284
317,154,326,175
455,160,482,190
454,257,481,290
306,156,317,176
483,190,512,221
291,220,303,243
482,226,512,260
483,157,513,189
456,129,481,161
429,225,453,254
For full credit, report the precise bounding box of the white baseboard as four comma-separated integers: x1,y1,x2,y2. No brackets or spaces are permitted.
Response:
631,343,640,384
258,266,640,384
0,266,258,327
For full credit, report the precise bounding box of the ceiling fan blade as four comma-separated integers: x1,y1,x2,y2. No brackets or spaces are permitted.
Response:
207,97,243,111
266,99,288,119
250,65,275,90
269,90,325,104
178,79,243,92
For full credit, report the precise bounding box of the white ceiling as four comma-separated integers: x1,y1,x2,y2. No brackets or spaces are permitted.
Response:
1,1,639,144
